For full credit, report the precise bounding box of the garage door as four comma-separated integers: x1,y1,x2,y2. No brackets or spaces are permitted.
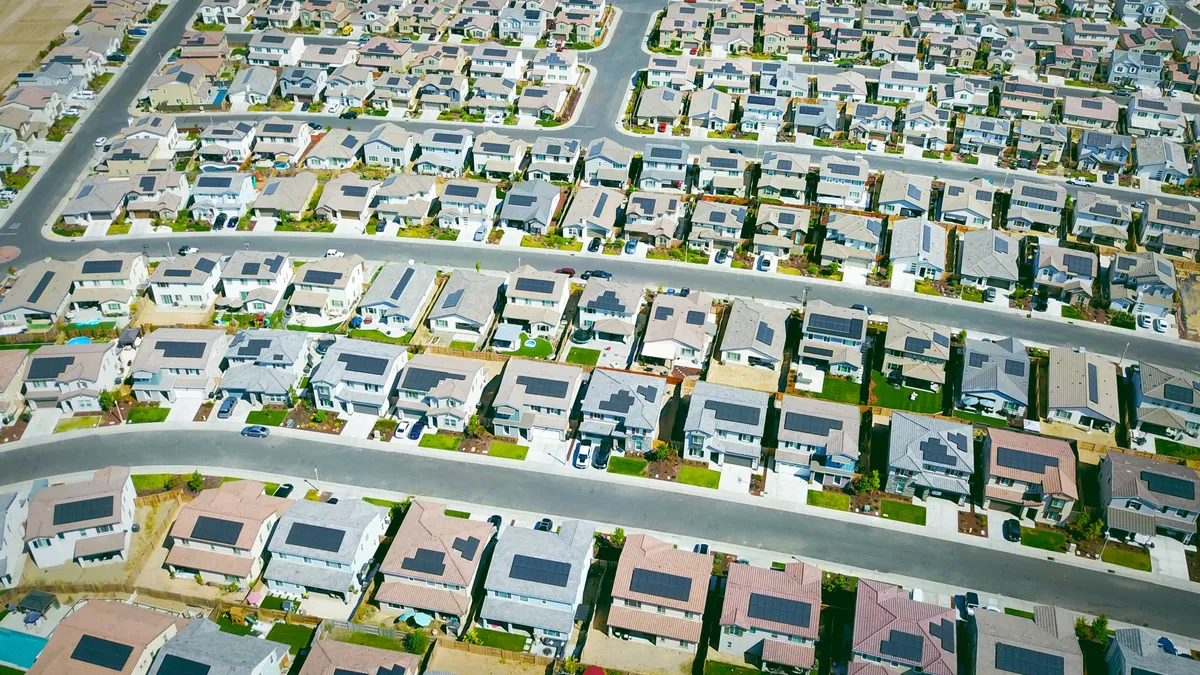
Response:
175,388,207,401
351,403,382,415
988,502,1023,517
724,454,755,468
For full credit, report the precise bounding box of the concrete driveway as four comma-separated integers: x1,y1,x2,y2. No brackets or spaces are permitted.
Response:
921,498,961,534
719,463,755,493
843,266,869,286
24,408,64,439
1150,538,1193,581
340,412,379,438
166,399,204,423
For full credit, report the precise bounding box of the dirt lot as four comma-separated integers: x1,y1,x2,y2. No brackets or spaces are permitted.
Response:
704,360,782,394
1179,273,1200,342
425,644,547,675
0,0,92,91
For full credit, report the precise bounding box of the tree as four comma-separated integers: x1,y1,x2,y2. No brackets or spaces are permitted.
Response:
822,572,856,594
853,470,880,494
186,470,204,492
610,527,626,547
403,629,430,654
1075,614,1109,645
99,390,123,423
462,629,482,645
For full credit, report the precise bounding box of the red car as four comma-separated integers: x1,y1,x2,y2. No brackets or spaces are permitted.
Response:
658,121,668,132
555,267,575,277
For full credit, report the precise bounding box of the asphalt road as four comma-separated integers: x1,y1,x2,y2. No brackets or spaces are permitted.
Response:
2,430,1195,635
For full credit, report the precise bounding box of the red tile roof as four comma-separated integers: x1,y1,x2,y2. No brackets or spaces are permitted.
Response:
719,561,821,639
612,534,711,614
607,604,703,643
852,579,958,675
764,640,817,669
987,429,1078,500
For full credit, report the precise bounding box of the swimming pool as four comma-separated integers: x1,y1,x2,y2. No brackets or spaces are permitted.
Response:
66,337,92,345
0,626,49,669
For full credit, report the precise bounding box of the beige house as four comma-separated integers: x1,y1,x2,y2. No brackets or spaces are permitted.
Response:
144,61,212,108
165,480,291,585
982,429,1078,524
26,601,188,675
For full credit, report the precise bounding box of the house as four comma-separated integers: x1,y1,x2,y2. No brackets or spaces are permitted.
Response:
501,265,570,338
417,74,468,111
324,63,374,108
957,229,1020,289
1174,28,1200,56
1061,95,1119,130
142,61,213,108
1077,130,1132,173
939,178,996,227
1015,121,1069,163
684,381,769,469
0,260,73,330
658,2,709,49
97,138,163,177
885,412,975,504
635,87,683,126
304,128,365,170
265,499,389,604
798,300,867,383
254,0,301,28
688,88,734,131
640,142,690,192
148,619,290,675
889,218,946,279
1127,96,1185,140
479,519,594,644
251,172,318,222
393,353,488,432
24,466,134,569
694,144,746,193
961,11,1006,37
359,262,437,334
625,192,686,246
415,128,472,176
491,359,583,442
1064,0,1113,19
710,26,754,57
1108,252,1177,318
22,342,121,414
877,172,932,218
519,84,569,119
975,606,1083,675
0,87,63,129
1116,0,1169,24
498,5,547,41
816,71,869,102
362,174,429,230
1046,46,1101,83
606,533,711,652
300,640,419,675
882,317,952,391
959,337,1030,419
198,120,256,164
131,328,229,402
1006,181,1066,232
1140,199,1200,258
218,329,309,406
562,186,623,242
646,55,697,90
427,270,502,344
0,351,27,429
877,62,929,103
254,117,313,164
121,114,183,156
299,43,357,71
641,291,716,370
356,124,416,170
357,37,414,72
289,254,366,325
758,152,811,206
25,601,186,675
1135,137,1189,186
910,8,958,36
549,10,600,45
873,36,921,63
847,103,897,144
58,178,130,228
248,30,305,67
1064,19,1118,52
822,212,882,269
313,174,378,228
584,137,633,188
1100,451,1198,544
468,77,518,118
370,72,421,111
1000,77,1057,119
718,299,789,372
1133,359,1200,452
981,429,1077,524
164,479,290,586
861,3,908,36
199,0,253,25
376,499,495,624
578,369,665,454
775,396,861,488
819,4,859,28
688,201,745,253
1035,243,1097,302
1108,51,1164,89
759,62,808,98
310,336,407,416
528,137,580,182
903,102,952,150
718,562,822,673
149,252,222,309
791,101,838,140
437,179,499,232
1073,191,1132,246
498,180,560,236
817,156,870,209
925,34,978,70
762,19,810,55
1048,347,1120,432
530,49,580,86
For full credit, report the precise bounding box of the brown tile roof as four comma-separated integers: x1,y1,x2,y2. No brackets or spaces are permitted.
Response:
27,601,188,675
612,534,712,614
375,580,471,615
764,640,817,669
380,499,495,587
169,480,291,550
299,638,421,675
73,531,127,559
852,579,957,675
0,349,27,389
987,429,1078,500
719,561,821,639
607,604,703,643
25,466,130,541
850,662,896,675
166,544,256,578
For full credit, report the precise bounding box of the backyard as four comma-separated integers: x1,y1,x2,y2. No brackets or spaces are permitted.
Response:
565,347,601,366
509,333,554,359
816,376,862,405
807,491,850,511
266,623,315,654
472,628,528,652
348,329,412,345
953,409,1009,428
705,662,761,675
869,372,943,414
1154,437,1200,462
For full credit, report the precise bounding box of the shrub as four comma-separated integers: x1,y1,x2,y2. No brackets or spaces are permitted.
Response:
404,629,429,654
462,629,483,645
186,471,204,492
610,527,626,547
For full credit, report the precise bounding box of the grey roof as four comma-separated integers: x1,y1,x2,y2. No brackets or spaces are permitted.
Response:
578,278,643,317
228,329,307,366
229,65,277,97
23,341,114,385
885,316,952,361
793,99,838,128
889,217,945,269
1111,252,1177,291
889,412,975,495
500,179,559,226
269,498,387,565
1075,190,1132,224
721,298,789,362
360,262,437,318
310,337,406,390
580,368,667,432
637,86,684,118
132,328,226,373
480,519,594,634
222,250,288,281
1048,347,1119,423
586,137,634,166
803,299,868,342
685,380,769,442
148,619,287,675
1079,129,1132,153
396,353,485,401
150,252,222,285
644,291,715,350
959,229,1019,282
0,259,73,314
962,337,1029,408
776,395,861,462
494,359,583,410
564,186,623,232
688,88,733,123
253,172,317,214
1136,136,1189,175
1110,629,1200,675
878,171,932,208
975,607,1082,675
429,270,502,326
1106,451,1200,512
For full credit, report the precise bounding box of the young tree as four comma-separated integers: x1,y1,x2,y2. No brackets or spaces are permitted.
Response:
610,527,626,547
1074,614,1109,645
853,470,880,494
99,390,123,423
185,470,204,492
403,629,430,655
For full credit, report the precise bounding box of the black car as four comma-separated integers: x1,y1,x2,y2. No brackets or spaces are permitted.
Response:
327,497,339,504
1002,519,1021,542
407,417,427,440
273,483,294,498
585,270,612,280
340,110,359,119
850,303,872,315
227,216,239,230
715,249,729,264
587,237,602,253
693,543,709,554
535,518,553,532
214,213,228,229
591,445,610,470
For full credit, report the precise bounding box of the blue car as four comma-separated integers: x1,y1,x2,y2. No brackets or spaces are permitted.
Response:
623,239,638,254
217,397,237,419
129,27,147,36
241,425,270,438
407,418,426,440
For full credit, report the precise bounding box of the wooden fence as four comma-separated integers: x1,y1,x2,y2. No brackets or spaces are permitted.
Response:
432,636,557,666
212,600,322,628
1078,441,1200,471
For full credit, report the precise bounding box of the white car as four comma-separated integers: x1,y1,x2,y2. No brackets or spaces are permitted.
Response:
1066,177,1091,186
325,248,344,258
93,136,108,147
1138,314,1152,329
1154,318,1169,333
867,140,881,152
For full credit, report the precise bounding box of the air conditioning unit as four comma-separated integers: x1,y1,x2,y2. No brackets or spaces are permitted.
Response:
537,646,555,658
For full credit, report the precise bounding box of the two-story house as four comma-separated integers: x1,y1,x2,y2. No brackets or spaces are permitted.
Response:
1101,451,1198,544
688,201,745,254
358,262,437,335
150,252,222,310
1035,243,1097,303
718,561,822,673
1006,181,1066,232
882,317,952,392
253,117,312,164
0,260,70,330
640,291,716,370
624,192,685,246
310,337,407,416
606,533,711,652
248,30,305,67
822,211,881,269
577,368,666,454
575,278,644,344
584,137,633,188
1072,191,1133,247
527,137,580,182
24,466,134,569
1130,361,1200,443
886,412,975,504
131,328,230,402
190,173,258,222
959,337,1029,420
1048,347,1120,432
1108,252,1177,319
218,250,291,315
393,353,488,432
28,601,188,675
427,270,503,345
165,480,290,586
940,178,996,228
817,156,870,209
501,265,570,339
561,186,623,242
685,381,769,470
851,579,958,675
415,128,472,176
982,429,1078,524
798,300,867,384
758,152,811,205
218,329,310,406
438,179,500,231
265,499,390,604
1139,199,1200,259
775,396,861,489
640,142,690,192
490,359,583,442
718,299,789,373
22,342,121,414
289,255,366,326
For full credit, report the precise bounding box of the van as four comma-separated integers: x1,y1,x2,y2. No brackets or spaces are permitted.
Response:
74,90,96,100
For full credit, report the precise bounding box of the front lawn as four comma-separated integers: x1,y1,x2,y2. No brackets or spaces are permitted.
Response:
510,333,554,359
565,347,601,366
444,508,471,518
449,341,476,350
817,377,862,405
266,623,314,654
488,442,528,460
1020,527,1068,553
1004,607,1036,620
132,473,174,491
607,456,648,477
472,627,528,652
1155,437,1200,462
128,406,170,424
1102,546,1152,572
418,433,461,450
246,409,288,426
47,115,80,142
807,490,850,511
348,329,412,345
286,321,343,333
679,465,720,489
54,415,100,433
881,500,927,526
870,371,943,414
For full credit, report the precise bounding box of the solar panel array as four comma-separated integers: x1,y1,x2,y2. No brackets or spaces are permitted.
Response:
585,289,627,313
341,185,370,198
27,271,57,304
1061,254,1093,277
755,321,775,345
28,356,76,380
880,630,925,663
929,618,955,653
1004,359,1026,377
286,522,346,553
516,375,569,398
390,267,416,301
599,389,635,413
190,516,244,545
1140,471,1196,500
444,183,481,198
920,437,958,466
402,548,447,575
1021,185,1060,202
1163,383,1194,404
1087,362,1099,404
806,313,862,339
452,535,480,561
338,353,390,376
995,643,1065,675
905,336,931,354
997,447,1059,474
510,554,571,587
71,634,134,671
685,310,707,326
158,341,206,359
747,593,811,628
629,568,692,601
157,654,211,675
968,353,989,369
783,412,843,436
304,270,344,286
401,367,466,393
53,496,115,526
515,277,556,294
704,400,760,425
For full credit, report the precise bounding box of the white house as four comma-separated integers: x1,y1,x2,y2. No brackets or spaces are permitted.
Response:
289,254,367,326
310,337,408,416
218,250,292,315
501,265,570,339
189,173,258,222
393,353,488,431
23,341,122,414
131,328,231,403
358,262,438,335
150,253,222,309
264,499,390,604
25,466,134,569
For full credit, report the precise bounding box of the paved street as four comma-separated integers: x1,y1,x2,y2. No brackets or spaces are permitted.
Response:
1,430,1196,636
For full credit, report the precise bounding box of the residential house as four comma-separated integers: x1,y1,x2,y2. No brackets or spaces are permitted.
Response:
498,5,547,42
300,640,418,675
718,562,822,673
742,94,790,135
606,533,711,652
131,328,230,402
1065,19,1119,52
198,120,256,164
774,396,860,489
0,260,73,330
1077,130,1132,173
530,49,580,86
877,62,929,103
1116,0,1169,24
248,30,305,67
468,77,518,118
646,56,697,90
97,138,162,176
758,151,811,204
1108,252,1177,318
324,63,374,108
304,128,365,170
438,179,499,231
938,76,992,113
903,102,952,150
816,71,869,102
877,172,932,218
527,137,581,182
1000,77,1057,118
882,317,952,391
822,211,882,269
851,581,958,673
1048,347,1120,432
817,157,870,209
518,84,569,119
578,368,665,453
415,128,472,176
310,337,407,416
798,300,868,383
265,499,389,603
1015,121,1069,163
498,180,560,236
472,132,527,180
889,218,946,279
490,359,583,442
1108,51,1164,89
417,74,469,111
959,337,1030,419
885,412,975,504
848,103,897,144
684,381,769,469
981,429,1078,524
22,342,121,414
640,142,690,192
298,43,357,71
861,4,908,36
501,265,569,339
1006,181,1066,232
218,329,309,405
149,252,222,309
562,186,623,241
1073,191,1132,246
357,37,414,72
762,19,810,55
1127,96,1185,140
251,172,318,222
362,123,417,169
1064,0,1114,19
818,4,859,28
1100,451,1198,544
657,3,708,50
641,291,716,370
753,204,810,257
1135,137,1190,186
359,262,437,334
374,174,435,230
695,145,748,197
313,174,378,227
253,117,313,164
25,601,186,675
1035,243,1097,302
426,270,503,344
254,0,301,28
1174,28,1200,56
926,34,978,69
24,466,134,569
69,249,148,319
1062,95,1119,130
791,101,838,140
289,254,366,325
1140,199,1200,258
625,192,686,246
635,87,684,126
940,178,996,227
584,137,633,188
718,299,789,372
393,354,488,431
1131,361,1200,444
1046,45,1101,82
148,619,289,675
873,36,921,63
958,229,1020,289
199,0,253,25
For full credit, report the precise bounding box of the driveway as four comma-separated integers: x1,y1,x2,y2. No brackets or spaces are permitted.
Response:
209,401,253,427
166,399,204,423
719,463,755,493
497,226,525,248
1150,538,1193,581
843,266,869,286
891,269,917,292
921,498,961,535
340,412,378,438
24,408,64,438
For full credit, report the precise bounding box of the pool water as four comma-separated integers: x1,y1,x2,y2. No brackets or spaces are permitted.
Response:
0,626,49,669
66,337,92,345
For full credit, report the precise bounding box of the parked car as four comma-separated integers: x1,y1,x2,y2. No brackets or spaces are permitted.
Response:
1138,313,1152,329
93,136,108,147
178,245,198,256
715,249,729,264
555,267,575,276
757,252,773,272
573,439,591,469
339,110,358,119
624,239,638,254
867,140,881,152
534,518,553,531
407,417,427,440
214,213,228,229
308,122,324,131
587,237,602,253
1154,317,1169,333
474,225,487,242
1066,177,1091,186
326,248,344,257
692,543,709,554
984,287,997,302
273,483,294,498
658,122,667,133
218,397,238,419
227,217,239,230
241,425,269,438
583,269,612,280
1002,519,1021,542
129,27,147,36
108,53,126,62
1103,172,1115,184
315,339,334,355
591,445,610,470
850,303,872,315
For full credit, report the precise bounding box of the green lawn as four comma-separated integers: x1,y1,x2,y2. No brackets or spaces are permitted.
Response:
881,500,927,526
260,595,291,611
340,631,406,652
565,347,601,366
246,409,289,426
705,662,762,675
679,465,720,489
128,407,170,424
1020,527,1068,553
1004,607,1036,620
418,434,461,450
817,376,862,405
472,627,528,652
264,482,280,496
444,509,470,519
510,333,554,359
1155,437,1200,462
132,473,175,491
363,497,406,510
54,415,100,433
807,490,850,511
607,456,648,477
266,623,315,654
449,341,476,350
953,409,1009,427
0,664,23,675
488,442,528,460
870,371,943,413
286,322,343,333
348,329,412,345
1102,547,1152,572
217,614,253,636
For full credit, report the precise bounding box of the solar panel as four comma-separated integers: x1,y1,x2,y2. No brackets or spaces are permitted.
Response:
921,225,932,253
685,310,706,326
1140,471,1196,500
286,522,346,553
637,383,660,403
968,353,989,369
1157,260,1173,277
1162,383,1194,404
995,643,1065,675
629,567,692,602
163,269,192,278
53,495,114,526
402,548,447,575
1021,186,1060,202
158,341,205,359
930,618,955,653
342,185,370,198
480,142,511,154
708,157,739,169
444,183,481,198
994,237,1009,254
1004,359,1026,377
241,262,261,276
506,195,537,209
197,175,233,188
340,135,360,149
585,290,627,313
516,375,569,398
510,554,571,587
920,437,958,466
1158,208,1196,225
28,355,75,380
747,593,811,628
390,267,416,301
804,345,834,357
1079,99,1103,110
755,322,775,345
262,123,292,134
599,389,635,413
1062,254,1093,277
157,654,211,675
443,288,464,308
933,333,949,348
338,353,390,376
828,163,860,176
452,536,480,561
783,412,842,436
654,305,674,321
401,367,465,393
71,634,133,671
514,277,555,294
304,270,344,285
1087,362,1099,404
704,400,760,425
880,630,925,663
190,516,244,545
905,337,931,354
26,271,56,304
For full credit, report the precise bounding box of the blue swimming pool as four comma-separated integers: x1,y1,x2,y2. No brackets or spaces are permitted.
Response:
0,626,49,669
66,336,92,345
